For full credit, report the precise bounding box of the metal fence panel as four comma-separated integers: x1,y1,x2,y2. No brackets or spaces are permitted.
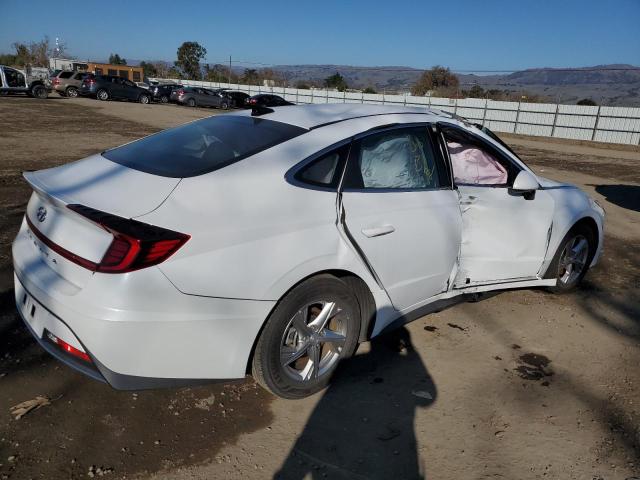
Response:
150,77,640,145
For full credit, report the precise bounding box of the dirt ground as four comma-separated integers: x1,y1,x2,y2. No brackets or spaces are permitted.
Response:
0,97,638,480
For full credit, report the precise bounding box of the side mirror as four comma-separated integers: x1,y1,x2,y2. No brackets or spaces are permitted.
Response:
512,171,539,192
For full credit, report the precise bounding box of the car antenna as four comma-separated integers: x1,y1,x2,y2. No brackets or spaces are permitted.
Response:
251,105,275,117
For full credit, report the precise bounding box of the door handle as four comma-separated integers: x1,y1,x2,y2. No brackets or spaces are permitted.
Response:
361,225,395,238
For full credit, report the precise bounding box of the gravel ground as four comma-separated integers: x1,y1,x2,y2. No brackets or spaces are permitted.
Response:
0,96,638,480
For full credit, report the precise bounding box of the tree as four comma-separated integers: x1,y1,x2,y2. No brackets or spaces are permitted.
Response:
10,37,51,67
175,41,207,80
411,66,459,96
468,85,485,98
295,81,311,90
324,72,348,92
140,61,158,77
241,68,260,85
109,53,127,65
577,98,597,106
363,86,377,94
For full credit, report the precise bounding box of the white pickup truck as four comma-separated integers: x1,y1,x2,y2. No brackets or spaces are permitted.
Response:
0,65,51,98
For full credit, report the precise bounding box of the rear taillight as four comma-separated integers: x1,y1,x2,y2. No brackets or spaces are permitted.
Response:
176,89,185,96
66,204,190,273
52,78,60,85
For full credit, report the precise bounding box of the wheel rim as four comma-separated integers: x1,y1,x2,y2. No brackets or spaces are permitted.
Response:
161,96,168,103
68,88,78,98
558,234,589,285
280,300,349,382
141,95,149,104
98,90,107,100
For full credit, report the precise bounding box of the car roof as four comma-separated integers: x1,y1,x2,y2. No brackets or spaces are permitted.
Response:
229,103,450,130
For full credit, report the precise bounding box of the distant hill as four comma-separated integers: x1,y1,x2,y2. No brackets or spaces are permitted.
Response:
129,60,640,106
269,64,640,106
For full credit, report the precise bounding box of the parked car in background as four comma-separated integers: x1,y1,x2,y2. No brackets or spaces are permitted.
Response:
247,94,294,107
79,74,152,103
0,65,51,98
52,71,88,98
170,87,231,109
222,90,250,108
11,104,605,399
150,84,182,103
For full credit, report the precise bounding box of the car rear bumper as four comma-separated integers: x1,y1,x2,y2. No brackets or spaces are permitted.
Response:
12,220,275,389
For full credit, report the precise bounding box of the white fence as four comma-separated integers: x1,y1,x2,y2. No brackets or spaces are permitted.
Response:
155,78,640,146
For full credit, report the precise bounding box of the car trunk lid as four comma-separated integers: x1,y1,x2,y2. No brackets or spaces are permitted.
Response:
22,154,181,287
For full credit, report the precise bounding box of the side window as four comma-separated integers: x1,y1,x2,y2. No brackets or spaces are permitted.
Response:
294,145,349,189
442,126,516,186
343,127,443,190
3,67,25,87
59,71,73,79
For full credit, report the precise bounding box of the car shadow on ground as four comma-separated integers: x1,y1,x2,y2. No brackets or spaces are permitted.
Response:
275,327,435,480
592,184,640,212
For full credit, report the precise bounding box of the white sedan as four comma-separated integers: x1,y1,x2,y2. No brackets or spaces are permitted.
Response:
12,104,604,398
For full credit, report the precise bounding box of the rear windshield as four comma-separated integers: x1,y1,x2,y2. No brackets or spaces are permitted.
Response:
102,115,307,178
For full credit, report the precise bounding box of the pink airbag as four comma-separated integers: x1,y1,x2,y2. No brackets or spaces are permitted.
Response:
447,142,507,185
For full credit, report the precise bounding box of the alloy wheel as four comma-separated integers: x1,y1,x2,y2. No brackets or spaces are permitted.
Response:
280,301,348,382
558,234,589,285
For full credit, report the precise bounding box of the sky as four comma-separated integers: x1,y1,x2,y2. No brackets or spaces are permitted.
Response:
1,0,639,72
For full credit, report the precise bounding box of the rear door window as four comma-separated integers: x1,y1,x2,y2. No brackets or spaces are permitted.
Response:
59,71,73,79
103,116,307,178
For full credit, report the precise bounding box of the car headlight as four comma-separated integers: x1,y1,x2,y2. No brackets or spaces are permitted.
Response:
589,197,605,216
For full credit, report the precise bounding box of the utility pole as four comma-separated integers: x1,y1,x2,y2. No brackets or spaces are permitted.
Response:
228,55,232,87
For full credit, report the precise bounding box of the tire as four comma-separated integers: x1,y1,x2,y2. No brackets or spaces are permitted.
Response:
220,101,229,110
96,89,109,101
66,87,79,98
546,224,596,293
187,98,196,107
252,275,361,399
160,95,169,103
139,94,150,104
31,85,48,99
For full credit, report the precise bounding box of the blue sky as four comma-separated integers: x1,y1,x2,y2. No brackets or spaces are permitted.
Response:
1,0,638,71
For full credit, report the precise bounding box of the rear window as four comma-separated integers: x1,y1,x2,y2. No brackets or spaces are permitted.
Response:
59,71,73,79
103,116,307,178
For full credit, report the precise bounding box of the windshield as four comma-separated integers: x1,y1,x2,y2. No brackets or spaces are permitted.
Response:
103,115,306,178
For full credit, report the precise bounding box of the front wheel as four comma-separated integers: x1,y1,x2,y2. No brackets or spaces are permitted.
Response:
31,85,48,99
252,275,360,399
546,225,595,293
220,101,229,110
139,94,150,104
96,89,109,101
66,87,79,98
187,98,196,107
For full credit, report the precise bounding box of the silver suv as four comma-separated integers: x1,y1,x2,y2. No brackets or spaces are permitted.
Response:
52,71,88,98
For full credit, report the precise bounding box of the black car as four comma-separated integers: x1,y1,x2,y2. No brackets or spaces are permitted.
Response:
150,84,182,103
79,74,152,103
221,90,250,108
247,94,294,107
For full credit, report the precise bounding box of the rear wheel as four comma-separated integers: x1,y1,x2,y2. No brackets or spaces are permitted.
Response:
187,98,196,107
66,87,79,98
252,275,360,399
546,224,595,293
96,89,109,101
160,95,169,103
31,85,48,99
220,101,229,110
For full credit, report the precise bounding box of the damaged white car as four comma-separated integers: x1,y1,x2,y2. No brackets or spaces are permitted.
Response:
12,104,604,398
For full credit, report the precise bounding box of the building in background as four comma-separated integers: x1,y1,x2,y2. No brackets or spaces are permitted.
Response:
49,58,144,82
